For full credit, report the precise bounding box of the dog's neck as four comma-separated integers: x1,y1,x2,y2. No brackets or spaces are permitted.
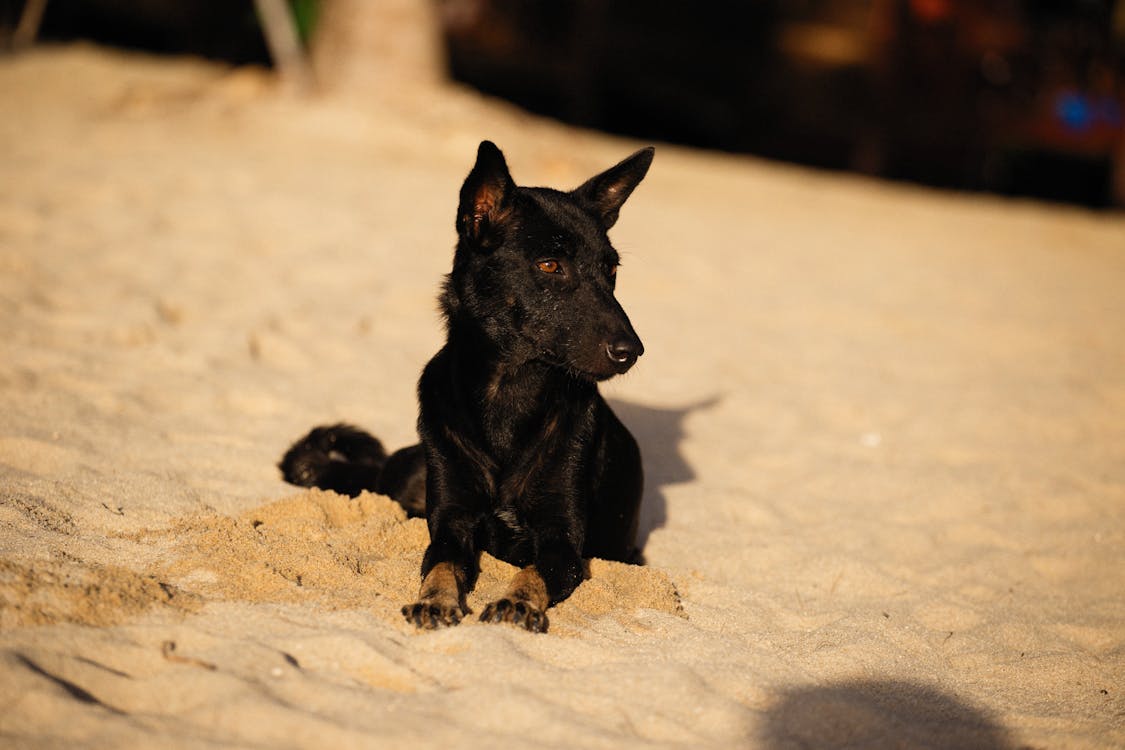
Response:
445,316,592,398
441,314,594,452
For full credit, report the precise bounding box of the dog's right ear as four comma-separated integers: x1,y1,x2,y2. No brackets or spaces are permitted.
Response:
572,146,654,229
457,141,514,250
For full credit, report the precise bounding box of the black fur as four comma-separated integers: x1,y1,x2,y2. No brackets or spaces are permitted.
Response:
278,424,386,499
280,141,654,629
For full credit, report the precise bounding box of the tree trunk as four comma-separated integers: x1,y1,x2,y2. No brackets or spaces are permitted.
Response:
311,0,445,96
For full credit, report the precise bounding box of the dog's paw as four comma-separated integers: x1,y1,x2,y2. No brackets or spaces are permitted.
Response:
401,600,466,629
480,598,548,633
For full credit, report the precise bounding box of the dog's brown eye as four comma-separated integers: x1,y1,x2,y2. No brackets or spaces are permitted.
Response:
610,265,618,277
536,259,560,274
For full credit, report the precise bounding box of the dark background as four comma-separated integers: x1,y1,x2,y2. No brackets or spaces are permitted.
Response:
4,0,1122,208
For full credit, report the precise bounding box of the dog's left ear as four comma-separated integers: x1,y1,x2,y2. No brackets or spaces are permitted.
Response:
458,140,515,250
572,147,655,229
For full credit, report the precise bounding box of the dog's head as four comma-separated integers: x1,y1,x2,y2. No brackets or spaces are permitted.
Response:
446,141,653,381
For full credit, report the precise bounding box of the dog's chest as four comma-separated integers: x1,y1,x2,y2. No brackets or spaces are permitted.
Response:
492,505,526,534
482,500,536,566
478,379,555,461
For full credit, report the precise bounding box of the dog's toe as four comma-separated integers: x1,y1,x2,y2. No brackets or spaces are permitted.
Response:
401,601,464,629
480,597,548,633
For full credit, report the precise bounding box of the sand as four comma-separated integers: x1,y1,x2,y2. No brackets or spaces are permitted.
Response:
1,44,1123,749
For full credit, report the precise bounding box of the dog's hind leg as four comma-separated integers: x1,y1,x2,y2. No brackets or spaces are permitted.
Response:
375,443,426,517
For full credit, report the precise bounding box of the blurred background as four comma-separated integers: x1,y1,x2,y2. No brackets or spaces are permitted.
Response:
3,0,1123,208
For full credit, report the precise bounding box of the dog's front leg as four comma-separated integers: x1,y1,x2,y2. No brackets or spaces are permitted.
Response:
402,463,486,629
402,474,484,628
401,431,489,629
402,523,478,629
480,538,583,634
480,565,549,632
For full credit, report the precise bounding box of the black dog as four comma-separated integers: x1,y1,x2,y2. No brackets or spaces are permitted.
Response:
280,141,654,632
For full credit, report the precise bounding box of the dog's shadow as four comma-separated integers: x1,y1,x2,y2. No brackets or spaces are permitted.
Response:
609,397,717,557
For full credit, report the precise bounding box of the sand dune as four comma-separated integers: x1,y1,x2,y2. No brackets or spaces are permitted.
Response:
1,46,1123,748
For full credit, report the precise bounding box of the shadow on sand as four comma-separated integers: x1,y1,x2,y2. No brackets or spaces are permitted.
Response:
609,397,717,555
758,679,1022,750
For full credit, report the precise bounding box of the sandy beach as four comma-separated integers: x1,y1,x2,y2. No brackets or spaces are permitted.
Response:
1,45,1123,748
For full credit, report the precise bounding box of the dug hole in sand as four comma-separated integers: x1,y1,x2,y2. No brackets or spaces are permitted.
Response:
1,45,1123,749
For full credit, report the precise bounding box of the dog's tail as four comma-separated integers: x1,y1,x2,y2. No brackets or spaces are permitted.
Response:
278,424,428,517
278,424,387,498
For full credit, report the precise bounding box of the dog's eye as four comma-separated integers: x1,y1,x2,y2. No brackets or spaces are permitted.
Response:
536,259,561,274
610,265,618,278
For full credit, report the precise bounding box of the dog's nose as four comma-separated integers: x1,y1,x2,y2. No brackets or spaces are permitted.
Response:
606,336,644,367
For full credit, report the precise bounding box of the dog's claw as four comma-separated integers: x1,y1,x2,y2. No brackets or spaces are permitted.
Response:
401,601,464,629
480,598,547,633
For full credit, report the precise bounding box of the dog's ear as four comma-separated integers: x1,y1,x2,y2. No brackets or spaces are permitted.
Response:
572,147,654,229
457,141,514,249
